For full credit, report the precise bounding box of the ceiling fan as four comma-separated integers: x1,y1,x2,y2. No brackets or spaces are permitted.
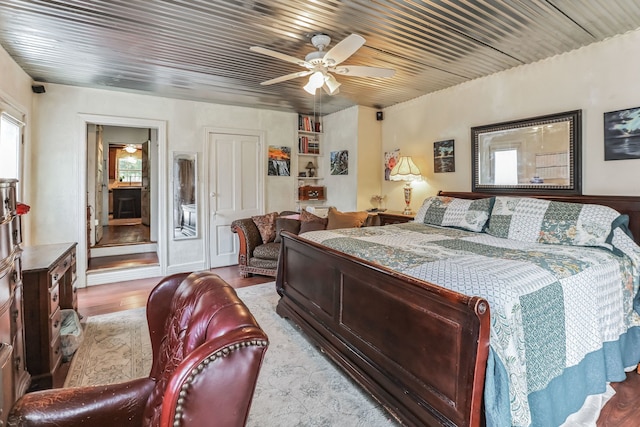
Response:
250,33,395,95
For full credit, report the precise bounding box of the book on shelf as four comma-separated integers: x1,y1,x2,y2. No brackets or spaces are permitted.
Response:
298,114,321,133
298,136,320,154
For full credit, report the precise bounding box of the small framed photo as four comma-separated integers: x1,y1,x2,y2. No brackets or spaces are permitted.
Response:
604,106,640,160
434,139,455,173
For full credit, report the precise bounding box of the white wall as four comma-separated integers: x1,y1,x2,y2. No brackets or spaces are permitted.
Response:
29,83,297,283
323,106,359,210
382,28,640,212
322,105,383,212
356,106,382,211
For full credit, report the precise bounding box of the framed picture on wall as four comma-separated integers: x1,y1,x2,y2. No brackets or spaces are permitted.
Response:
604,106,640,160
267,145,291,176
384,148,400,180
330,150,349,175
434,139,455,173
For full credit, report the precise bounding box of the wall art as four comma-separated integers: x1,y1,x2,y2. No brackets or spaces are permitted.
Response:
267,145,291,176
604,106,640,160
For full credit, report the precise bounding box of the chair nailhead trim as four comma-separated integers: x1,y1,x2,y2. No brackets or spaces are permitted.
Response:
173,339,268,427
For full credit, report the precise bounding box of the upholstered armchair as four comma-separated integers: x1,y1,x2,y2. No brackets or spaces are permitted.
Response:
231,211,298,278
8,271,269,427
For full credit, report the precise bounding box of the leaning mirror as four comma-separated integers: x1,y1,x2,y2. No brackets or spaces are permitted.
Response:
173,152,197,239
472,110,582,194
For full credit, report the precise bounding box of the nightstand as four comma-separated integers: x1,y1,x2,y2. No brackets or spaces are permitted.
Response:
377,211,415,225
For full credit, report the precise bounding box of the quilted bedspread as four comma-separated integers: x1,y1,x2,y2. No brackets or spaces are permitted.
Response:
301,222,640,426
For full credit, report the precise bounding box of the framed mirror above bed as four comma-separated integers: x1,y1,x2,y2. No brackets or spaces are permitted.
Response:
472,110,582,194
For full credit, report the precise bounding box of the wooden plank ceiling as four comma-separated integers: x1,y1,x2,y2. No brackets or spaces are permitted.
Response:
0,0,639,115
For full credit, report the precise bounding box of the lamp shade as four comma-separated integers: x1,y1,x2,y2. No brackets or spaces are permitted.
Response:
389,156,421,181
304,71,326,94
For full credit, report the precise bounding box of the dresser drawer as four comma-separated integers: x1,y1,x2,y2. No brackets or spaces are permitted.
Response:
49,334,62,373
0,303,10,346
49,307,62,345
49,284,60,317
49,254,72,286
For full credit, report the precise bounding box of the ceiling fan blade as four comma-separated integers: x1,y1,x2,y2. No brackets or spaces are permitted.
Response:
260,70,312,86
333,65,395,78
322,34,365,66
249,46,312,68
323,74,341,95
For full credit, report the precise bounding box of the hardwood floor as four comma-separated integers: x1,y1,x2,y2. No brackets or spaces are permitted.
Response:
73,265,639,426
77,265,271,318
93,223,151,247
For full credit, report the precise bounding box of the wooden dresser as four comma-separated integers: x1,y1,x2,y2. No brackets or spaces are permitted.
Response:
0,178,30,423
22,242,77,391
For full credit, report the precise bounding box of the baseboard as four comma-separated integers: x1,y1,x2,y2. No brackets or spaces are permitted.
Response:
86,265,162,286
165,261,206,276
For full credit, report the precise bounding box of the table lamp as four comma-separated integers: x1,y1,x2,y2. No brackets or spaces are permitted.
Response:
389,156,421,215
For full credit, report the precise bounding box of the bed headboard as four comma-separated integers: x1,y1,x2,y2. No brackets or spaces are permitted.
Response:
438,191,640,246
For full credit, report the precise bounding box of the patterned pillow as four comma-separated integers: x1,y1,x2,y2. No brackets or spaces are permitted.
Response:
487,197,627,249
414,196,494,232
299,209,328,233
251,212,278,243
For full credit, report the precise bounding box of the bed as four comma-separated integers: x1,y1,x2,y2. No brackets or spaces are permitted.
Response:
274,191,640,426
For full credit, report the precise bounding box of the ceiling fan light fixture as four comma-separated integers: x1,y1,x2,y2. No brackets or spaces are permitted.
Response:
309,71,325,87
124,144,137,153
324,76,341,95
304,71,326,94
303,80,318,94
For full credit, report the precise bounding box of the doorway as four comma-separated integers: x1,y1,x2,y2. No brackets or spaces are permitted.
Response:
206,130,264,269
88,124,155,256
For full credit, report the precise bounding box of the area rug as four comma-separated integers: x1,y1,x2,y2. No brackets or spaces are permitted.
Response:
64,282,397,426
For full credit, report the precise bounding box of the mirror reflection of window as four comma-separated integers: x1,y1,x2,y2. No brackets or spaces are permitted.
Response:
494,150,518,185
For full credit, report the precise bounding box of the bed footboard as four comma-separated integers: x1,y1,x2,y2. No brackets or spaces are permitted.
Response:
275,232,491,427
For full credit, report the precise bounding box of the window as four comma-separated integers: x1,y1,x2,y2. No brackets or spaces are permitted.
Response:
0,112,22,180
117,152,142,183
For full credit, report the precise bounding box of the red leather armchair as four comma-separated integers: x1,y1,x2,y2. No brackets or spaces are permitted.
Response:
8,271,269,427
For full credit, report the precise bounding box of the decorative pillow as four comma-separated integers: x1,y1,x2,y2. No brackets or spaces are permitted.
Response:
486,197,550,241
326,207,369,230
414,196,494,232
251,212,278,243
299,209,328,233
273,217,301,243
487,196,627,250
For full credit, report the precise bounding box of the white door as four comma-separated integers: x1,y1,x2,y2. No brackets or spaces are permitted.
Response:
94,126,104,243
208,132,262,268
141,139,150,226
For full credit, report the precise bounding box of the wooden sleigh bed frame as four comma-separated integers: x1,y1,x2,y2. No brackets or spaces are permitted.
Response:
274,191,640,427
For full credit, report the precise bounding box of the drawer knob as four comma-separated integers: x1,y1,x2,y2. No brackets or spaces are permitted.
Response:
63,261,68,268
53,320,60,328
52,293,58,302
53,273,59,281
